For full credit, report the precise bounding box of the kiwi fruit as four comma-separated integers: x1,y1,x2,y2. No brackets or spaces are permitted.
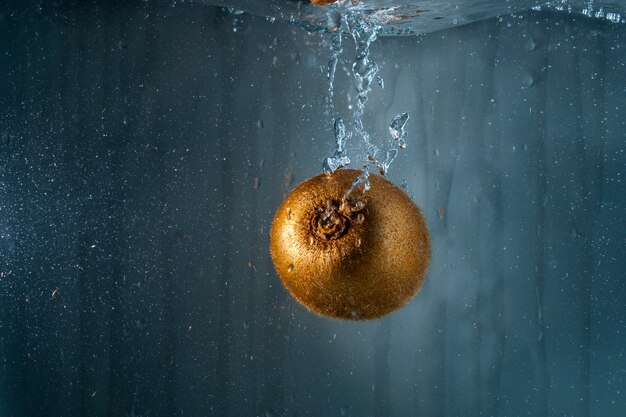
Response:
270,169,431,320
310,0,338,5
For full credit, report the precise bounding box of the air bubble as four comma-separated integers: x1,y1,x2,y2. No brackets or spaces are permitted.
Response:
389,112,409,149
323,118,350,173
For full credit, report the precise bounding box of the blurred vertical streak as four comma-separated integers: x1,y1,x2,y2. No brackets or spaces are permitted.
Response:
535,19,549,417
592,22,626,416
373,320,391,417
585,23,608,417
153,28,178,417
469,19,503,417
216,17,234,415
104,4,160,416
0,3,28,415
571,29,591,417
575,22,610,416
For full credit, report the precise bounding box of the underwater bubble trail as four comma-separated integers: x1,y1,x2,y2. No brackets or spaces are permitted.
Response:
347,12,381,157
321,8,413,197
378,149,398,176
326,32,343,115
323,118,351,173
389,112,409,150
342,169,370,204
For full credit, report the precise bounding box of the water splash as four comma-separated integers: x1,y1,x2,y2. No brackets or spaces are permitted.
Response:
321,9,412,202
378,149,398,175
326,32,343,114
342,169,370,211
389,112,409,149
347,12,381,157
323,118,351,173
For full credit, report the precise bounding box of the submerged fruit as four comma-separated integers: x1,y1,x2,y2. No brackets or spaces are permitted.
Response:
310,0,338,5
270,169,431,320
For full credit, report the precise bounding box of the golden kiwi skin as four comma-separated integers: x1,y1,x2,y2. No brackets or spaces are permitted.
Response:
270,169,431,320
310,0,338,5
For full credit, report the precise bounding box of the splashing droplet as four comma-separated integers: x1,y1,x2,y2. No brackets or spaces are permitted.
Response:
342,169,370,202
389,112,409,149
378,149,398,175
323,118,351,173
326,32,343,114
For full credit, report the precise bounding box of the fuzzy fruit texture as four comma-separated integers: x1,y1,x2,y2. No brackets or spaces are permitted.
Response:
270,169,431,320
310,0,338,5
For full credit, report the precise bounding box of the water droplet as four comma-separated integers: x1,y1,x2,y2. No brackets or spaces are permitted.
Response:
378,149,398,175
323,118,351,173
325,33,343,114
227,7,244,15
523,72,537,87
356,213,365,224
346,14,382,168
287,264,294,273
309,236,315,245
342,170,370,202
356,238,362,248
389,112,409,149
252,177,261,190
287,208,292,220
606,12,621,23
256,119,264,128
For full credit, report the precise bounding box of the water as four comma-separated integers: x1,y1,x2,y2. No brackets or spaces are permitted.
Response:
1,1,625,417
322,9,414,196
322,117,349,173
210,0,626,35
